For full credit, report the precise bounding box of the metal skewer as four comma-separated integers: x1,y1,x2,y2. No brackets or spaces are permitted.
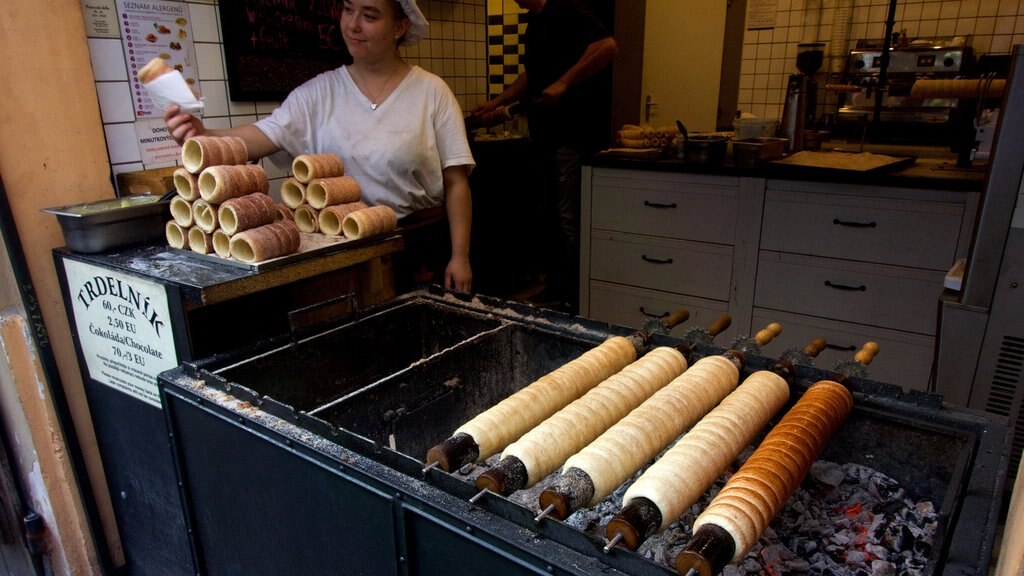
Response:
469,487,490,504
534,503,555,524
603,532,624,554
421,460,439,475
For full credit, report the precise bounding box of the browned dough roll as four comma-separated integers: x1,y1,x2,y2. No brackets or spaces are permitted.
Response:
137,57,173,84
620,370,792,532
306,176,361,209
501,346,687,487
169,195,194,227
341,205,397,239
165,220,188,249
181,136,248,174
319,202,370,236
187,226,214,254
561,354,739,506
191,199,218,233
292,153,345,184
198,164,269,203
293,204,320,233
218,193,277,235
173,167,200,201
276,204,294,222
229,220,301,263
691,380,853,560
454,336,637,463
212,229,232,258
280,178,307,209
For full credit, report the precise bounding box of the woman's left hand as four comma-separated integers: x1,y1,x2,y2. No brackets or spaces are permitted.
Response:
445,256,472,292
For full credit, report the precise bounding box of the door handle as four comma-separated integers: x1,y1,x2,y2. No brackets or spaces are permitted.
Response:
644,94,658,123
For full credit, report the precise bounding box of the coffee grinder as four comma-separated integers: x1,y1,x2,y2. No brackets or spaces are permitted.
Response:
781,42,825,152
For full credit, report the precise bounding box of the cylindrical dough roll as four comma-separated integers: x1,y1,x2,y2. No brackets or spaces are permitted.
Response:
199,164,269,203
502,346,687,487
276,204,294,222
229,220,301,263
280,177,307,209
173,167,200,201
212,229,232,258
341,205,397,239
218,192,277,235
187,226,214,254
691,380,852,560
319,202,369,236
182,136,248,174
306,176,361,209
169,195,194,227
562,355,739,505
293,204,320,233
622,370,791,532
165,220,188,249
191,199,218,233
455,336,637,462
292,153,345,183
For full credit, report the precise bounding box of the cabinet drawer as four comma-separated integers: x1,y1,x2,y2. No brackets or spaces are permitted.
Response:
754,251,946,335
752,308,934,392
761,189,963,270
591,171,738,243
588,281,734,343
590,232,733,300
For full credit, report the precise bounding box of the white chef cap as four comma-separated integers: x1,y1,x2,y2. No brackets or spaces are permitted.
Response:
395,0,429,46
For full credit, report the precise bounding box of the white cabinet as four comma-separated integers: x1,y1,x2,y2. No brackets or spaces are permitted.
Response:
581,167,977,393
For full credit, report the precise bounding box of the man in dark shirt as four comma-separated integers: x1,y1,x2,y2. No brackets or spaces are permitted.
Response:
471,0,617,314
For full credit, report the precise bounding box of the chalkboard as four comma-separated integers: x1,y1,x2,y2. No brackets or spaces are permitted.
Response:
218,0,352,102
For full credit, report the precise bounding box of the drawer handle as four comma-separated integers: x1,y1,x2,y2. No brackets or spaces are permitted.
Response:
644,200,678,209
641,255,674,265
825,343,857,352
824,280,866,291
833,218,877,228
639,307,669,319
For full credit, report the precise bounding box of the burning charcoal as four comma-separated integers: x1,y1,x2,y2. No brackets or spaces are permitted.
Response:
869,474,904,501
810,459,846,488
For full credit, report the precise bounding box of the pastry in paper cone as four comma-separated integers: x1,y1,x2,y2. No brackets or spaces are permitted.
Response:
306,176,361,209
230,220,301,263
319,202,369,236
341,205,397,239
182,136,248,174
198,164,269,203
292,153,345,183
218,193,277,235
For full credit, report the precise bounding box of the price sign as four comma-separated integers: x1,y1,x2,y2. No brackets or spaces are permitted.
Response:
63,260,178,408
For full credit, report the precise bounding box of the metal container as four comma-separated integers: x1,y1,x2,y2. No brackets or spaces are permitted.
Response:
731,137,788,167
43,195,170,253
678,135,729,164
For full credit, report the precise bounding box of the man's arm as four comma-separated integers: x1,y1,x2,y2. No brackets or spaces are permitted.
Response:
541,37,618,105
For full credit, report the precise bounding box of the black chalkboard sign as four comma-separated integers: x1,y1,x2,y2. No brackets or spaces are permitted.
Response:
218,0,352,102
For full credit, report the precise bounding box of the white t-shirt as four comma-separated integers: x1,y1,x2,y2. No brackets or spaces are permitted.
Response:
255,66,475,218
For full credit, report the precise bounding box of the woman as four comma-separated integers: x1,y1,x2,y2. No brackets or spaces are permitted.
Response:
164,0,475,291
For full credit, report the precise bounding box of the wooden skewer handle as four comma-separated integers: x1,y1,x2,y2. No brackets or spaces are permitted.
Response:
663,308,690,330
825,83,862,93
754,322,782,346
706,314,731,337
854,341,880,365
803,338,827,358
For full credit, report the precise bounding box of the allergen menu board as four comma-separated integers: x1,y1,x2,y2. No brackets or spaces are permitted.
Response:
118,0,199,118
63,259,179,409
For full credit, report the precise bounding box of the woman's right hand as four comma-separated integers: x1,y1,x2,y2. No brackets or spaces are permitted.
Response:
163,104,205,146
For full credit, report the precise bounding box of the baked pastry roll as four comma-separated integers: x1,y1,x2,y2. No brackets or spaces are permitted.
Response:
292,153,345,184
198,164,269,203
173,167,200,201
293,204,320,233
165,220,188,249
182,136,248,174
319,202,369,236
229,220,301,263
218,193,276,235
306,176,361,209
341,205,397,239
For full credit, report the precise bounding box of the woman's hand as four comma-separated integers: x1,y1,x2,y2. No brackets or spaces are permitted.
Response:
163,104,205,146
445,255,472,292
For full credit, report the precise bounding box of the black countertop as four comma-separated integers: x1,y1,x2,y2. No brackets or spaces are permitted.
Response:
586,140,988,193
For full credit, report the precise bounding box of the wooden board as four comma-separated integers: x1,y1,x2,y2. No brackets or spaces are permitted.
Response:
770,150,916,173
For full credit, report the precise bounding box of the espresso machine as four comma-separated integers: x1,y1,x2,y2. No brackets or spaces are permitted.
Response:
781,42,825,152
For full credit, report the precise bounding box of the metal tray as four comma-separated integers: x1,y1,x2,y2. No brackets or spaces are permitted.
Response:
169,231,394,272
769,149,916,174
43,195,170,253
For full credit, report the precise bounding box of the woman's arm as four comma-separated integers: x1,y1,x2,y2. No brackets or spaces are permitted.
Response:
163,105,280,161
442,164,473,292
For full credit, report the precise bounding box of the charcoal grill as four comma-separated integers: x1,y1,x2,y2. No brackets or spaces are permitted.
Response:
158,287,1010,575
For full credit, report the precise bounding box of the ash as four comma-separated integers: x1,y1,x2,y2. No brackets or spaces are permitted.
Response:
457,453,938,575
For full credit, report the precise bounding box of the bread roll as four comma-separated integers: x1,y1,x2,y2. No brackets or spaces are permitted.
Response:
173,167,200,201
319,202,369,236
218,193,277,235
293,204,320,233
181,136,248,174
292,153,345,184
229,220,301,263
280,178,307,209
169,195,194,227
198,164,269,203
137,57,173,84
620,370,791,533
306,176,361,209
187,226,214,254
191,199,218,233
502,346,687,487
561,355,739,506
691,380,853,560
341,205,397,239
165,220,188,249
454,336,637,462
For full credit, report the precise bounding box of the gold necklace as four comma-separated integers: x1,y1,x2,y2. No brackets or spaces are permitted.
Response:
355,66,399,111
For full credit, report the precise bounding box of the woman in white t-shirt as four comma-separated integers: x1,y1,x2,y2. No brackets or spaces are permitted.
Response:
163,0,475,291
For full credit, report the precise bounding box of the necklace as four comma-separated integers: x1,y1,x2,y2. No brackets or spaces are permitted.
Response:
354,65,399,111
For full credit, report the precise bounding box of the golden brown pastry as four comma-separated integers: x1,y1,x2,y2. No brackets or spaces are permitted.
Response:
173,167,200,201
229,220,301,263
198,164,269,203
165,220,188,249
292,153,345,184
212,229,232,258
191,199,218,233
306,176,361,209
169,195,193,227
293,204,320,233
341,205,397,239
276,204,294,222
187,226,214,254
280,177,307,209
181,136,249,174
137,57,173,84
319,202,369,236
218,193,277,235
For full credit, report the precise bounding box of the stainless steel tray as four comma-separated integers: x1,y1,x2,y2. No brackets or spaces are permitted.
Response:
169,232,388,272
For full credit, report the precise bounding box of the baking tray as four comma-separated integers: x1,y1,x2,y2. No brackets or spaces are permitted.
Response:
170,231,398,272
43,194,170,253
769,150,916,175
